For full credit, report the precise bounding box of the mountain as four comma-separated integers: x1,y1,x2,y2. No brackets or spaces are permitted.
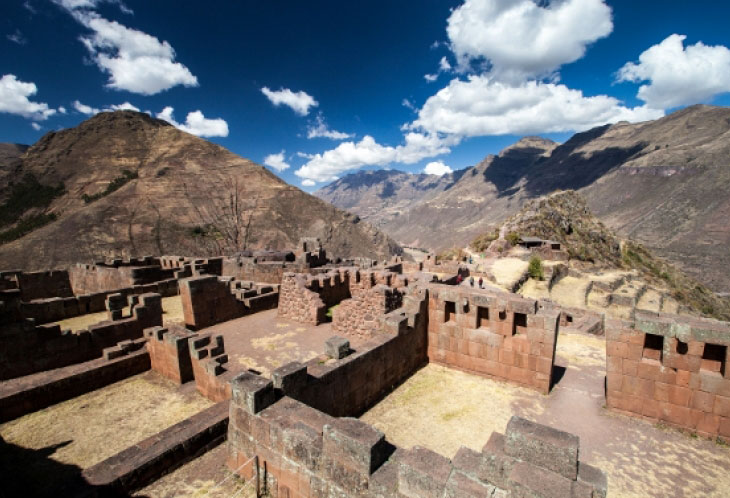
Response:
0,143,28,191
317,106,730,293
0,111,399,270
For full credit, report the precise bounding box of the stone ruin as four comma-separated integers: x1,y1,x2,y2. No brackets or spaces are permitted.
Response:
2,239,730,497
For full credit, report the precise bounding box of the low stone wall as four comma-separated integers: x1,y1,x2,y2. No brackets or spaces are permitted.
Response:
222,257,315,284
180,276,279,330
0,293,162,380
277,269,352,325
145,324,234,402
274,288,428,418
606,310,730,439
81,401,229,495
426,284,560,394
0,343,150,423
332,285,404,340
18,278,178,324
227,376,606,498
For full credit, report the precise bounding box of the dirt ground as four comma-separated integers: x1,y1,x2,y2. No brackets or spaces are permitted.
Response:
199,309,362,378
361,330,730,498
135,444,256,498
485,257,529,291
0,371,212,496
53,295,185,332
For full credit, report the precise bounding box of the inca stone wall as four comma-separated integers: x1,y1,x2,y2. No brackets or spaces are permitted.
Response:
606,310,730,439
427,285,560,394
180,275,279,330
332,285,404,340
277,269,353,325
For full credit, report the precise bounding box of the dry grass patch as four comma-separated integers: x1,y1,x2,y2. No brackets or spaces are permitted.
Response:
360,364,544,458
555,331,606,368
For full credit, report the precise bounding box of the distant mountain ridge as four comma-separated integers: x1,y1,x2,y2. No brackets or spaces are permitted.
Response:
316,105,730,293
0,111,400,270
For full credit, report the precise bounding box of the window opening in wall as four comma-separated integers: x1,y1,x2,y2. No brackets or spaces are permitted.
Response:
477,307,490,329
513,312,528,335
701,343,726,376
642,333,663,362
676,340,688,355
445,301,456,323
498,310,507,321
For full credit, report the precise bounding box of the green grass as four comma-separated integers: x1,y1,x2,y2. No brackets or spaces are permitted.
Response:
82,169,138,203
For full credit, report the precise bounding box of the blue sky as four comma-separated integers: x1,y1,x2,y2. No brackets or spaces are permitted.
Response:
3,1,730,191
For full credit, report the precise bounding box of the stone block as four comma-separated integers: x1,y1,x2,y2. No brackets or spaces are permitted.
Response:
505,416,579,480
272,361,309,396
325,336,351,359
444,470,497,497
322,417,388,474
508,460,573,498
578,462,607,498
397,446,452,498
231,371,276,414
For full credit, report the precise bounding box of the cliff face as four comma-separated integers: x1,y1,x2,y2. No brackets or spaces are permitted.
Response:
318,106,730,293
0,111,400,269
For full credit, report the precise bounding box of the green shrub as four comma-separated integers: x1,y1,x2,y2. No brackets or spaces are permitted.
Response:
469,229,499,252
82,169,138,204
0,174,64,227
506,231,520,246
0,213,57,244
528,255,544,280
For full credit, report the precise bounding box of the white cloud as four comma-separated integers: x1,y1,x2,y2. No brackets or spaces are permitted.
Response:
424,73,438,83
408,75,663,137
108,101,139,111
31,122,41,131
263,150,291,172
23,1,36,14
7,30,27,45
295,132,456,183
155,107,228,137
301,179,316,187
617,34,730,109
306,115,353,140
296,152,314,159
261,87,318,116
402,98,416,111
58,3,198,95
447,0,613,81
439,56,451,72
0,74,56,120
58,106,67,114
73,99,100,115
423,160,453,176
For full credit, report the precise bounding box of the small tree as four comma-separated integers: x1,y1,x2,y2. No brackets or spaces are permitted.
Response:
506,231,521,246
528,255,544,280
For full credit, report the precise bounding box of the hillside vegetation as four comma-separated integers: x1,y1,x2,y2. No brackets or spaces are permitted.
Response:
483,191,730,321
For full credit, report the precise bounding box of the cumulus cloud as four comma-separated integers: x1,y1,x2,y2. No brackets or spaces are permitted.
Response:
447,0,612,81
31,122,41,131
263,150,291,172
108,101,139,111
439,56,451,72
0,74,56,120
57,2,197,95
295,132,456,183
261,87,318,116
424,73,438,83
58,106,67,114
423,160,453,176
409,75,662,137
155,106,228,137
617,34,730,109
73,99,100,115
307,115,353,140
301,179,316,187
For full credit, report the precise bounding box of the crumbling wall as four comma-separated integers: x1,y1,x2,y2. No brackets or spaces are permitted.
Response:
69,262,172,294
18,278,178,324
427,284,560,394
606,310,730,439
0,293,162,380
332,285,404,340
227,372,606,498
179,276,279,330
0,270,74,301
277,269,352,325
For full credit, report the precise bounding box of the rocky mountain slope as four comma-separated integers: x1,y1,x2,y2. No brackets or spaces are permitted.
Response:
497,191,730,321
0,111,399,270
0,143,28,190
317,106,730,293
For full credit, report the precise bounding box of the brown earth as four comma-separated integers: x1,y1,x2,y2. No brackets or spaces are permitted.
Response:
0,111,399,270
